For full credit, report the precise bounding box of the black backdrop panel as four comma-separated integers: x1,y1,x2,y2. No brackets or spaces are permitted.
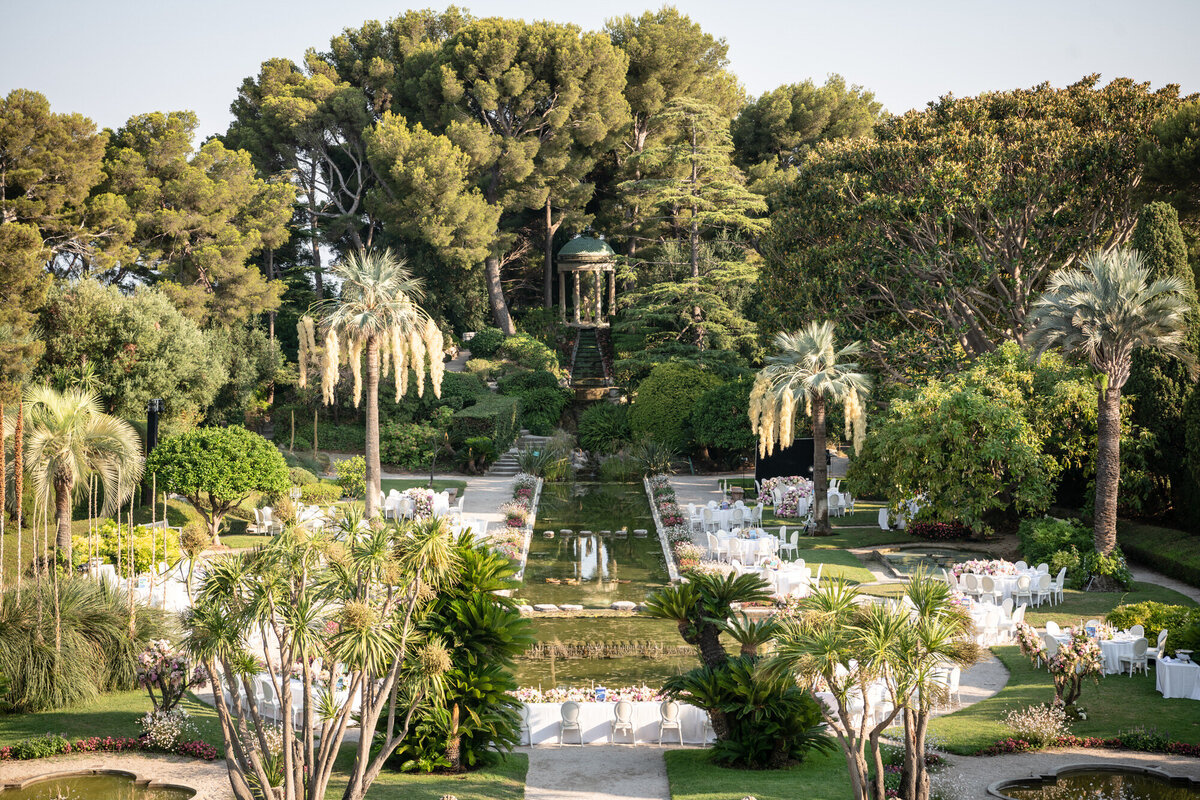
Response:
754,439,814,483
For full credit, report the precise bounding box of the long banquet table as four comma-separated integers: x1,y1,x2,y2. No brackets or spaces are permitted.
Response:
522,701,710,745
1156,658,1200,700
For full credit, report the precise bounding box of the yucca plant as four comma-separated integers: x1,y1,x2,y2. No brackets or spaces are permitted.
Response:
1027,248,1195,562
630,438,679,476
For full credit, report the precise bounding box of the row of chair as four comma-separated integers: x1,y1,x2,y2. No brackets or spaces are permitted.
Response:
950,569,1067,607
547,700,685,745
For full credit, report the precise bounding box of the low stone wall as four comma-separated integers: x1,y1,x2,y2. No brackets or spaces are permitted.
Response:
643,476,681,582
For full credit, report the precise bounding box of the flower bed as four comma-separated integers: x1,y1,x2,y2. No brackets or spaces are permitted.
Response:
980,731,1200,758
0,733,218,762
908,521,971,541
512,685,664,703
645,475,685,581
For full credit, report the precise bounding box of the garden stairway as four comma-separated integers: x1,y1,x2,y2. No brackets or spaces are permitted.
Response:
570,328,612,401
486,431,552,477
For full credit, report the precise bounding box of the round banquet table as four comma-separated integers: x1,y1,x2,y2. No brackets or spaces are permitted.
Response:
1098,636,1137,675
1156,658,1200,700
718,534,778,564
710,507,753,529
965,570,1038,602
521,701,710,745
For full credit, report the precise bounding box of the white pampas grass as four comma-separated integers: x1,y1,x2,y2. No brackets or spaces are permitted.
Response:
409,328,426,399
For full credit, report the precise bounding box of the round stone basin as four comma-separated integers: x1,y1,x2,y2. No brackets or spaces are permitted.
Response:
990,764,1200,799
0,769,196,800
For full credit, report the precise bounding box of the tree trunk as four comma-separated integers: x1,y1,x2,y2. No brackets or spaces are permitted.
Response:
364,336,382,518
308,180,324,300
15,404,23,597
1093,379,1121,557
54,476,73,564
544,199,555,309
484,256,516,335
812,394,830,535
697,623,727,669
447,704,461,770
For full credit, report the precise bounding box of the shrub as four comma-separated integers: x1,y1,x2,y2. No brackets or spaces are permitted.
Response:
630,439,679,476
1075,547,1134,591
380,421,439,470
451,395,520,452
464,358,500,379
456,437,497,474
630,363,721,451
288,467,318,486
10,734,72,760
1106,601,1200,656
300,482,341,505
690,377,756,462
907,521,971,541
598,454,640,481
499,371,571,435
1119,726,1171,752
467,327,506,358
499,333,561,373
1018,517,1091,566
578,403,632,453
334,455,366,498
71,519,182,574
138,709,198,750
1004,704,1068,748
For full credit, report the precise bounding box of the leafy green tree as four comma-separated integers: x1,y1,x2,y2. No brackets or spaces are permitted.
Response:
732,75,883,194
39,281,226,429
416,18,631,333
762,76,1184,374
146,425,288,545
604,7,742,256
629,362,721,451
205,323,287,427
1028,248,1195,563
1140,100,1200,233
0,223,49,393
103,111,294,324
690,377,756,466
750,323,870,534
19,386,143,560
620,99,766,277
1124,202,1200,516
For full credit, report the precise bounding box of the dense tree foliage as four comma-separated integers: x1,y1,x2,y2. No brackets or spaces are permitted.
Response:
761,76,1185,376
629,362,721,450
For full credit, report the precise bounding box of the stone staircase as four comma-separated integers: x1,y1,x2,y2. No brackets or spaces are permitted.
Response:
571,329,606,386
486,431,552,477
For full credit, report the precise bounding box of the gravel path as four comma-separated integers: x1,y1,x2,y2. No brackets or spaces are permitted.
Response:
936,747,1200,798
0,754,232,800
520,744,679,800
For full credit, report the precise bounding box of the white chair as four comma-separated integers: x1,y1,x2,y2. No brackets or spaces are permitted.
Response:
1036,563,1049,574
976,608,1000,646
828,494,843,518
610,700,635,743
1001,597,1014,618
1051,567,1067,604
658,700,683,745
1014,560,1028,571
1085,618,1101,631
813,562,823,586
1033,574,1053,607
1012,575,1033,608
796,497,810,519
251,508,265,534
1039,632,1060,667
755,537,775,566
257,676,279,721
978,575,1000,605
1129,624,1145,639
1044,620,1061,638
946,667,962,707
1000,604,1026,642
560,701,583,745
1151,629,1168,663
845,494,855,514
707,533,730,563
877,507,890,530
829,478,841,493
702,507,717,533
1120,638,1149,677
688,504,702,532
777,528,797,560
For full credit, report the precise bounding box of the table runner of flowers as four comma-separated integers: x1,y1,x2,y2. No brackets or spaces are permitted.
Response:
951,558,1017,578
401,487,435,518
512,685,665,703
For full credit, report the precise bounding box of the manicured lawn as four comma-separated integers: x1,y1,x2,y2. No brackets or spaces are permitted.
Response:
0,690,223,746
928,646,1200,754
1023,581,1197,628
794,548,876,584
1119,518,1200,589
327,753,527,800
666,748,849,800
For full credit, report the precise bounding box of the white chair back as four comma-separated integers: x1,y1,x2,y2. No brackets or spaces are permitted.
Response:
1129,624,1145,639
1045,620,1061,636
877,507,890,530
1036,563,1049,573
1014,560,1028,571
614,699,633,722
660,700,680,722
561,701,580,724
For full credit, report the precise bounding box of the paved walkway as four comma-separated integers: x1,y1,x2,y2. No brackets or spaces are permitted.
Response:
1130,564,1200,604
520,745,675,800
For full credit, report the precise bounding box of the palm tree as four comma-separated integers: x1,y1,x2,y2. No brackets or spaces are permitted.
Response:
299,249,444,518
1027,248,1194,560
749,322,871,534
16,386,143,565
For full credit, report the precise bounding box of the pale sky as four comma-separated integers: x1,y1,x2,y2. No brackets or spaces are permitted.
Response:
4,0,1199,138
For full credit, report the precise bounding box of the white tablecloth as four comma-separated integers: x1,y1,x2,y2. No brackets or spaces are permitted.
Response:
1156,658,1200,700
965,570,1038,602
967,602,1012,645
719,534,778,564
745,565,812,597
710,507,753,529
1099,637,1137,675
522,701,709,745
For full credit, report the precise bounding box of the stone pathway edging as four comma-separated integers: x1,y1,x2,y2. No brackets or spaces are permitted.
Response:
644,476,681,582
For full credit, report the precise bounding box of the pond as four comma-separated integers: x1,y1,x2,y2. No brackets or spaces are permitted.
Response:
994,767,1200,799
0,772,196,800
881,547,993,578
521,482,670,609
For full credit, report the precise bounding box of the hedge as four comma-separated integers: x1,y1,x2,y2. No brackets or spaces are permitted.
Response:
451,394,520,452
1118,520,1200,589
1104,601,1200,656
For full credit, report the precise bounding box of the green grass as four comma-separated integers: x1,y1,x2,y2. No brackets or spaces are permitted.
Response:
794,548,876,584
328,752,528,800
1022,581,1198,627
929,646,1200,754
666,748,849,800
0,690,223,746
1119,518,1200,589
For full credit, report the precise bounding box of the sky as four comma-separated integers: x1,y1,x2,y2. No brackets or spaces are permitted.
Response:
4,0,1199,138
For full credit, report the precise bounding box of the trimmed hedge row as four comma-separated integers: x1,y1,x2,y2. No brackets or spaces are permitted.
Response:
451,394,520,452
1118,520,1200,589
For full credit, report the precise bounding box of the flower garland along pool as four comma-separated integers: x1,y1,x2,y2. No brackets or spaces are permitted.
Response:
492,473,540,580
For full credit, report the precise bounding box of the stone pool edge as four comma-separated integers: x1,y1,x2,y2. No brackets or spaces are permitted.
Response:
513,477,542,583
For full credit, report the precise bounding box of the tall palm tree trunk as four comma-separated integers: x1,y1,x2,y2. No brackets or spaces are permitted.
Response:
54,477,73,565
1093,381,1121,558
14,404,23,599
812,394,830,535
364,337,382,518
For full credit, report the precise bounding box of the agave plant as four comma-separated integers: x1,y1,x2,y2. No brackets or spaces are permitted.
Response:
630,438,679,476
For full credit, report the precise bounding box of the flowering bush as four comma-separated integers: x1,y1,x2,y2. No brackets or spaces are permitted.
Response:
1047,632,1103,707
403,488,435,518
512,685,663,703
512,473,538,500
138,709,197,750
1014,622,1045,659
1004,704,1068,748
490,528,525,561
980,730,1200,758
499,501,529,528
908,521,971,541
0,733,217,762
136,640,207,712
674,542,704,569
951,559,1016,578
